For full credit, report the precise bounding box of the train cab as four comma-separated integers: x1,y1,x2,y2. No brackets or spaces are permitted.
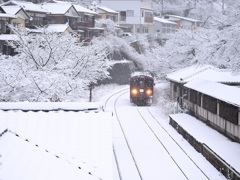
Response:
130,72,154,106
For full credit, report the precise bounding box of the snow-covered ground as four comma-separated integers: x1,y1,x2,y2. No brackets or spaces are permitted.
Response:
0,83,239,180
105,90,227,180
169,113,240,173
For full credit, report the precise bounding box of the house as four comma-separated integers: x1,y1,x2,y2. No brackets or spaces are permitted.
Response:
166,65,240,142
45,1,99,40
166,64,240,102
73,4,99,40
183,78,240,143
100,0,154,34
1,6,30,28
41,3,79,30
0,6,16,34
0,6,17,55
154,17,177,41
94,5,118,22
164,14,201,31
1,1,48,27
45,23,73,34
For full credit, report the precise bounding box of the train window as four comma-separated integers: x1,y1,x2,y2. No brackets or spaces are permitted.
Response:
131,80,138,87
139,81,144,88
147,81,153,87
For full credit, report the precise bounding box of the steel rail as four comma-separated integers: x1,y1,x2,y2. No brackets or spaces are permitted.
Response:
138,107,210,180
113,91,143,180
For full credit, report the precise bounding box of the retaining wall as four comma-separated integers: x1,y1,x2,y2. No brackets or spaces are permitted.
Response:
169,117,240,180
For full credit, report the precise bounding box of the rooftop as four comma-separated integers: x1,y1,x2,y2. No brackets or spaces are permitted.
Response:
184,78,240,107
97,5,118,14
165,14,200,23
166,64,240,84
1,1,48,13
154,17,177,25
0,102,112,180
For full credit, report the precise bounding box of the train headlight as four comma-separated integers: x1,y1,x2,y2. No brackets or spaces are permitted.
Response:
131,89,138,95
146,89,152,96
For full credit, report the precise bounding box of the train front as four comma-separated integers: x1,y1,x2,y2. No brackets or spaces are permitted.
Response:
130,72,154,106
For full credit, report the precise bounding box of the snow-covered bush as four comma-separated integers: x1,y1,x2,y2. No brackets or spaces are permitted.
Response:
153,82,175,115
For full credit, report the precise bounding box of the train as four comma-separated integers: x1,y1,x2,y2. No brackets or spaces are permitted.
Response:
130,72,154,106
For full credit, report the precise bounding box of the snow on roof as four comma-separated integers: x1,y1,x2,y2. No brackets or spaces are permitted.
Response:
0,102,112,180
25,27,43,33
2,1,48,13
1,6,21,15
0,34,18,41
165,14,200,23
97,5,117,14
73,4,97,15
2,6,30,19
45,24,71,33
166,64,240,84
41,3,73,15
184,78,240,107
131,71,153,78
0,102,103,111
45,1,97,15
154,17,177,25
0,12,16,18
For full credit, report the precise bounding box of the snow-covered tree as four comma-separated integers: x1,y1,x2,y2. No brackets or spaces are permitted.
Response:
149,1,240,79
0,26,111,102
95,19,120,36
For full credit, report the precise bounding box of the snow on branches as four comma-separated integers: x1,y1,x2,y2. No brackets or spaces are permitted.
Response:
0,26,111,102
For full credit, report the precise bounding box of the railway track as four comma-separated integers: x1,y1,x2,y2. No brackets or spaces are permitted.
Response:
105,89,221,180
136,107,210,180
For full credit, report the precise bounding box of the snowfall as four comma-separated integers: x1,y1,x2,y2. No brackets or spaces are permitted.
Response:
0,84,240,180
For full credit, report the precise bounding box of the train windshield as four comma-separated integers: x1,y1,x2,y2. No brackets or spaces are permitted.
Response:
147,81,153,87
139,81,145,88
131,80,138,87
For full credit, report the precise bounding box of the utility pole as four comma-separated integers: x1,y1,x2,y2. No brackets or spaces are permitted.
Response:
222,0,225,15
161,0,163,15
88,82,94,102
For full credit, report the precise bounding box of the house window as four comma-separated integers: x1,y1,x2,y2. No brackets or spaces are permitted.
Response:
127,10,134,17
137,27,140,33
144,27,148,33
219,101,238,125
189,90,197,104
144,12,153,23
202,95,217,114
78,14,84,22
173,84,177,92
120,11,126,21
107,15,116,22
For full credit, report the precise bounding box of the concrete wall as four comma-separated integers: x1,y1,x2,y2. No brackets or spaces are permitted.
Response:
98,61,135,85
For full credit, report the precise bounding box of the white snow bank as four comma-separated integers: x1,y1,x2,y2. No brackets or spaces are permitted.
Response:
169,113,240,173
